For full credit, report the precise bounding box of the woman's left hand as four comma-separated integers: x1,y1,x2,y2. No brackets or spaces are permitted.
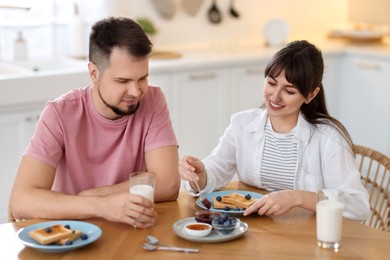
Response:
243,190,300,216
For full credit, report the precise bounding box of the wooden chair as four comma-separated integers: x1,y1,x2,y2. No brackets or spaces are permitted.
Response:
354,145,390,231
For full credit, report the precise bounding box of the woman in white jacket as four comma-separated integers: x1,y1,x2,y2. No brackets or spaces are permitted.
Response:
179,40,370,221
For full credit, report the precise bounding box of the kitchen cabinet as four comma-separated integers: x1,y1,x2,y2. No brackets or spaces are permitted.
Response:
0,105,43,223
338,54,390,155
230,63,266,113
170,68,232,159
150,61,268,159
148,73,177,129
322,56,343,118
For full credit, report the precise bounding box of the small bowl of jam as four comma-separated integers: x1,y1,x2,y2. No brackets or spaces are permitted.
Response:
184,223,212,237
195,211,222,225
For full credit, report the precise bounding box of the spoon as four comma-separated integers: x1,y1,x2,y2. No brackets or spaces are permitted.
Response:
208,0,222,24
229,0,239,18
193,179,211,209
143,243,199,253
146,235,169,247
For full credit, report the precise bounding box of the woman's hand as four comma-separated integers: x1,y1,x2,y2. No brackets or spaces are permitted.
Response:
178,155,207,190
243,190,304,216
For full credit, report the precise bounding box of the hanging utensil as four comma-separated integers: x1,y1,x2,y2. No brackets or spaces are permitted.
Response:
229,0,239,18
208,0,222,24
182,0,204,17
150,0,176,20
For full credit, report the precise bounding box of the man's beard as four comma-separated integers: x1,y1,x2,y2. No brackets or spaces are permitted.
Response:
98,88,140,116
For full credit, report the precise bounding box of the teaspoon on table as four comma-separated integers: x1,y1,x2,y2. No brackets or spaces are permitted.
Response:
143,243,199,253
146,235,169,246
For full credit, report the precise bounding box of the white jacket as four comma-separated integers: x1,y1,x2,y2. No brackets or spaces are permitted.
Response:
184,108,370,221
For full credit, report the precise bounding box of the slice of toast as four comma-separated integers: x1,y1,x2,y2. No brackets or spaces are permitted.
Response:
56,229,82,245
28,224,73,245
221,193,257,209
212,197,240,209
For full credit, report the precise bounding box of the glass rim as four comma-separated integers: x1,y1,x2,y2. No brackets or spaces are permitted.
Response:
129,171,154,178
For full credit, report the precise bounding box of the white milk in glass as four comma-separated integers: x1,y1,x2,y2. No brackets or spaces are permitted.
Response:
130,184,154,202
316,200,343,243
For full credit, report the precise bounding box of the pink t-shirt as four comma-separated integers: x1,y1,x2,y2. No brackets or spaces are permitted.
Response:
24,85,177,195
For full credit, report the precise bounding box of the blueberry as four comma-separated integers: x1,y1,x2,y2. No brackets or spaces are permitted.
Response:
216,196,222,201
234,207,241,211
81,234,88,240
245,194,251,200
221,213,229,221
45,227,52,233
223,206,230,211
64,224,71,229
65,240,73,245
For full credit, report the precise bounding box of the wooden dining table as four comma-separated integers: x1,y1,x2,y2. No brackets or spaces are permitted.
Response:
1,181,389,259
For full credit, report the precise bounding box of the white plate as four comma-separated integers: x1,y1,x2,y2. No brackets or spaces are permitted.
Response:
17,220,102,253
263,18,290,46
196,190,263,215
343,29,385,40
173,217,248,243
329,23,389,40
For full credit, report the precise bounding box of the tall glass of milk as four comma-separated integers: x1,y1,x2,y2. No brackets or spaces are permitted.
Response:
129,172,155,202
316,189,344,250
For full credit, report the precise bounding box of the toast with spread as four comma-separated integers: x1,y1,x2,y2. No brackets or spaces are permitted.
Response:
212,197,241,209
212,192,257,210
56,229,83,245
28,224,73,245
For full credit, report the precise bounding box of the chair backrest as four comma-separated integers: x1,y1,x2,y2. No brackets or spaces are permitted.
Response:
354,145,390,231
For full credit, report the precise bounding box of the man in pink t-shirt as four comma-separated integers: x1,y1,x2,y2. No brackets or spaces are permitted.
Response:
10,17,180,228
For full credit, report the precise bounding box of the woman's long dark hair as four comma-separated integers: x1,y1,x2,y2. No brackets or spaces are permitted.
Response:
264,40,354,153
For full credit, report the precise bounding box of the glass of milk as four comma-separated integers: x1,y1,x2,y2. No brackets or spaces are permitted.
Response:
316,189,344,250
129,172,155,202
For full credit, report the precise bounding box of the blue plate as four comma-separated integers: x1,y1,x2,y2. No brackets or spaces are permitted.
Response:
17,220,102,253
196,190,263,215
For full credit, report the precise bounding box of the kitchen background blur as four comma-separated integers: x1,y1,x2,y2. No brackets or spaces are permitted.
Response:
0,0,389,223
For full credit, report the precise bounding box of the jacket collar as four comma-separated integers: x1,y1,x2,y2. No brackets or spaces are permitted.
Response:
247,108,313,145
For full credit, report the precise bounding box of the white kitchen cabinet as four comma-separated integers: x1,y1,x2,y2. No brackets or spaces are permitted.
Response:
148,72,176,124
322,55,343,118
230,63,266,114
339,54,390,156
171,68,232,159
0,105,43,223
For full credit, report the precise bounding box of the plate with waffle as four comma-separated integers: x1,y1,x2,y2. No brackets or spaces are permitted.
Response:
196,190,263,214
17,220,102,253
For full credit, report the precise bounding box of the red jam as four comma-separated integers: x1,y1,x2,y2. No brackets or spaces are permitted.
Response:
195,211,222,224
186,224,211,231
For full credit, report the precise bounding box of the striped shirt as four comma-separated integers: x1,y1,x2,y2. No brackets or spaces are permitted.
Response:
260,119,298,191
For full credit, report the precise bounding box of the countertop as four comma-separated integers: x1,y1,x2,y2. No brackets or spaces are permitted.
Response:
1,36,389,109
148,36,390,73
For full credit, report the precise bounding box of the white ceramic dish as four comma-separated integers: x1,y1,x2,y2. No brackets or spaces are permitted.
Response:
17,220,102,253
329,23,389,40
343,29,385,40
173,217,248,243
184,223,212,237
263,18,289,46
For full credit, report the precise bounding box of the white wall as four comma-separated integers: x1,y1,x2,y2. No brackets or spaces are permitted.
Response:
350,0,390,25
115,0,350,50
